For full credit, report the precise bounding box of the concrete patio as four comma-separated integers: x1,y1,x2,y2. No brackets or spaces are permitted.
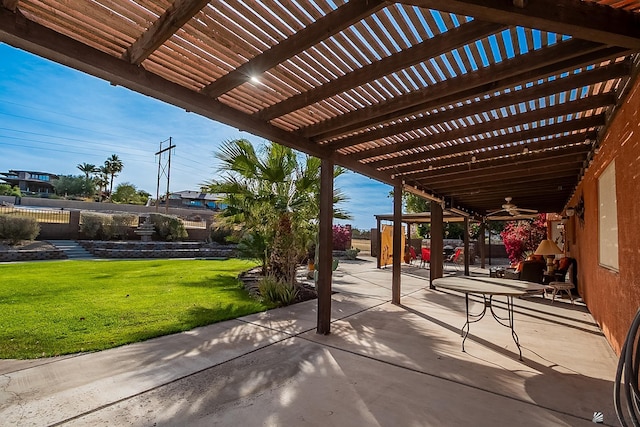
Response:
0,258,619,426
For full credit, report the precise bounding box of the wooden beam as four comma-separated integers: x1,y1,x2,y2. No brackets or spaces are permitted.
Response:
409,148,588,181
418,158,584,187
429,200,443,288
444,170,583,193
200,0,387,98
359,97,610,165
256,20,505,121
1,1,18,11
392,181,402,305
0,8,400,188
405,134,590,177
123,0,210,65
479,221,485,269
303,39,609,140
317,157,334,335
397,0,640,49
328,61,629,150
385,127,599,173
463,217,469,276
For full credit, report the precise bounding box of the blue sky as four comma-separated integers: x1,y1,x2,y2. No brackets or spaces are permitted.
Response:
0,44,392,230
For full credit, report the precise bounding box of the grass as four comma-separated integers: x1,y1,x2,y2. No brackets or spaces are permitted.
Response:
0,259,265,359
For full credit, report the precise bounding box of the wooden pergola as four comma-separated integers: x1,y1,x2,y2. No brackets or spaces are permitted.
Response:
1,0,639,334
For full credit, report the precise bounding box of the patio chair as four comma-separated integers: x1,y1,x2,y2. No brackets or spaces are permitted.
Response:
546,263,576,304
409,246,417,264
420,247,431,268
445,248,463,270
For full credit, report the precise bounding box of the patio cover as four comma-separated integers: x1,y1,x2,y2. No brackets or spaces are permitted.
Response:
1,0,639,217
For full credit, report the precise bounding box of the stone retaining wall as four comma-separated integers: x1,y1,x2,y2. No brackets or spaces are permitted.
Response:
79,241,237,259
0,249,67,262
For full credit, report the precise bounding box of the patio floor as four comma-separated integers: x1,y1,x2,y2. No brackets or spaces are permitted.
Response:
0,258,619,426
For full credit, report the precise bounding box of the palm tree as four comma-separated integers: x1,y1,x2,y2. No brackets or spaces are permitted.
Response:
76,163,97,179
202,139,350,282
95,165,110,201
104,154,123,200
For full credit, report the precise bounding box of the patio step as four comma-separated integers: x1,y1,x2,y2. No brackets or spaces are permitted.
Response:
46,240,94,259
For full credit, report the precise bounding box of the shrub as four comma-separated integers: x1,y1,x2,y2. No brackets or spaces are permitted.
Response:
210,225,234,244
0,214,40,244
149,213,187,241
332,225,352,250
345,248,360,260
105,214,137,240
258,276,298,307
80,212,111,240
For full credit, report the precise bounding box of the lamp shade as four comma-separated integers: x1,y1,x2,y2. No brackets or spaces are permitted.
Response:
534,239,563,256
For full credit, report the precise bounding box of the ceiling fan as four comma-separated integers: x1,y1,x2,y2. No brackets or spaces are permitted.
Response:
487,197,538,217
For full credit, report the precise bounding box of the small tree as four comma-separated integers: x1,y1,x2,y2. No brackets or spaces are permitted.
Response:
0,184,21,197
500,214,547,263
332,225,352,250
52,175,96,198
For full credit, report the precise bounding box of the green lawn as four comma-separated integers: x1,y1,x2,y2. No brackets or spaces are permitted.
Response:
0,259,264,359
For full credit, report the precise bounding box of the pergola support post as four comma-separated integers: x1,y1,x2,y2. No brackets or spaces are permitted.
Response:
376,217,381,269
316,157,333,335
392,182,402,304
479,221,486,269
463,217,470,276
429,201,444,288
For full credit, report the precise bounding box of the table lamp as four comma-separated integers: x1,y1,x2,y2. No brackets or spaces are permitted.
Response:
534,239,563,274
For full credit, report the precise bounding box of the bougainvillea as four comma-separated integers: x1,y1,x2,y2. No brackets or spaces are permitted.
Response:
500,214,547,263
332,225,352,250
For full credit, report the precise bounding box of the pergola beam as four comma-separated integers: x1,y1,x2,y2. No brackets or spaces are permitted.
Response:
303,39,609,140
387,132,593,173
256,20,505,121
329,61,629,150
200,0,387,98
419,158,584,186
1,1,18,11
0,8,401,188
396,0,640,49
123,0,210,65
360,98,609,165
407,146,589,180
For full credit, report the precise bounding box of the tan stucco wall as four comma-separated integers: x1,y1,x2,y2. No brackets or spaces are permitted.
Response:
568,71,640,355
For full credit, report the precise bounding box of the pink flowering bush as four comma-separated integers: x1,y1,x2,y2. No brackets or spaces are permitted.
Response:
500,214,547,263
332,225,352,251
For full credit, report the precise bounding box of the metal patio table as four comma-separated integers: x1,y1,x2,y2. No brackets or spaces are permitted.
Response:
433,276,546,360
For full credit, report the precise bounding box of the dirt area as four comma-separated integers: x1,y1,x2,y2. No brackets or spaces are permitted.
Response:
351,239,371,253
0,240,57,251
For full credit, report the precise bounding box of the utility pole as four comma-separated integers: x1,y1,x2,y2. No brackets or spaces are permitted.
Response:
155,137,176,214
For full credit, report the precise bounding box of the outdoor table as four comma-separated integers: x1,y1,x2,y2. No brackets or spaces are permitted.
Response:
433,276,546,360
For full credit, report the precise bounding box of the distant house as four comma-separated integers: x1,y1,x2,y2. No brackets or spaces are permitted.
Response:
162,190,227,210
0,170,58,194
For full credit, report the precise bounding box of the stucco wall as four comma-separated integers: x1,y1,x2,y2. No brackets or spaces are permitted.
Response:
568,72,640,355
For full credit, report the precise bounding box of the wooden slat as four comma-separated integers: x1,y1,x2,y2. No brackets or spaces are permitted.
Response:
256,20,505,121
303,38,608,140
408,148,588,181
123,0,210,65
328,61,628,150
400,0,640,49
354,95,611,163
200,0,387,98
390,132,592,172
